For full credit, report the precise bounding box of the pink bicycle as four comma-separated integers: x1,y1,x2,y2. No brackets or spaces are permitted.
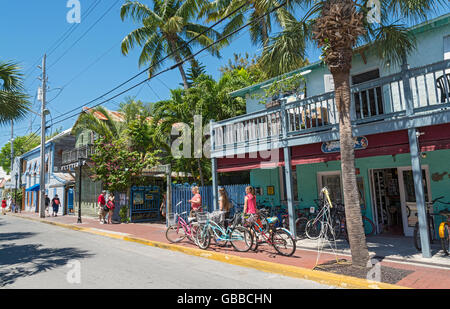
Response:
165,202,199,243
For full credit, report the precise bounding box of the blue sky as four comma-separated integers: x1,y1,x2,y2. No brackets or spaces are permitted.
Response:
0,0,448,149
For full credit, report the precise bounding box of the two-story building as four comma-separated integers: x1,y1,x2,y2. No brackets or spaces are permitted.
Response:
61,107,125,218
209,13,450,258
20,129,76,214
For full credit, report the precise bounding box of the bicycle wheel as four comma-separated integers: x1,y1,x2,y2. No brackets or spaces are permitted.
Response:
295,217,308,238
326,216,341,240
165,224,186,243
272,228,296,257
195,226,211,250
441,223,450,255
187,223,199,243
414,221,434,251
362,216,375,236
250,226,260,251
305,219,322,240
212,227,228,247
230,226,253,252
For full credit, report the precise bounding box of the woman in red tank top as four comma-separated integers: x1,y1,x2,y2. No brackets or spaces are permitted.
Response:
244,186,257,214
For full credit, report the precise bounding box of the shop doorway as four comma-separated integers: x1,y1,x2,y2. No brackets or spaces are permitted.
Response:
370,166,431,237
398,166,432,237
370,168,403,235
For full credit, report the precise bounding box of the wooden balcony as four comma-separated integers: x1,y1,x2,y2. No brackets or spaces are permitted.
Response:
210,59,450,158
61,144,95,166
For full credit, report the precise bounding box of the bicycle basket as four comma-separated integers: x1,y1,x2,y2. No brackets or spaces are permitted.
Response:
167,213,177,225
196,212,208,224
242,213,256,226
209,211,226,224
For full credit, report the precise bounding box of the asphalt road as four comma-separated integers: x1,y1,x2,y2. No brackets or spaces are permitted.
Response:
0,215,334,289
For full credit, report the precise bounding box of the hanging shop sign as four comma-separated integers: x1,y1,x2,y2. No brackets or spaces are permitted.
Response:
321,136,368,153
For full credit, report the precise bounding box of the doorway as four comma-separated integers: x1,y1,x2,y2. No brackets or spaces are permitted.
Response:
370,166,432,236
371,168,403,235
397,166,432,237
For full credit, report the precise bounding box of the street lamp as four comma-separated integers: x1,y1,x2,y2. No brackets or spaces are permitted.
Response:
77,157,85,224
14,173,18,213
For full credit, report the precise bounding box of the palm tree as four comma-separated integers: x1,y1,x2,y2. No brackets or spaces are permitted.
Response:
72,106,125,142
259,0,448,267
201,0,299,49
120,0,223,90
0,61,30,125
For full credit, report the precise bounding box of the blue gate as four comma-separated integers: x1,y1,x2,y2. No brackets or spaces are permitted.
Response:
130,186,161,223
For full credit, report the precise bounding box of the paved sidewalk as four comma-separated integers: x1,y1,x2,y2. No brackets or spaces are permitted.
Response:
9,211,450,289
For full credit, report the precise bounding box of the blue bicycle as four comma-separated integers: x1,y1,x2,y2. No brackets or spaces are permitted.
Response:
194,211,253,252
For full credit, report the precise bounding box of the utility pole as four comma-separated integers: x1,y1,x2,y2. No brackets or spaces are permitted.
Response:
39,55,47,219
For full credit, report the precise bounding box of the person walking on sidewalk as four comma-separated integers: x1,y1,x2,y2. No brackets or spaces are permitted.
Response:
188,186,202,217
45,194,50,217
106,193,115,224
51,194,61,217
160,193,166,220
2,198,6,215
98,191,107,224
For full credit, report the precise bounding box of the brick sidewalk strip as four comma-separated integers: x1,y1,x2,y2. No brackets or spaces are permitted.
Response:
10,212,450,289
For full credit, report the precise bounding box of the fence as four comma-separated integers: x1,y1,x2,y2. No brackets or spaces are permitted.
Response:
170,183,249,221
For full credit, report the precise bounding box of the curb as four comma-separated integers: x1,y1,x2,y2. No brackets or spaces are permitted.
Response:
11,214,408,289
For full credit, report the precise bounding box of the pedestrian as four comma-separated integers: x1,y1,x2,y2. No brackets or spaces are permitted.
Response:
2,198,6,215
51,194,61,217
106,193,115,224
45,194,50,217
244,186,257,215
219,187,232,228
98,190,107,224
188,186,202,217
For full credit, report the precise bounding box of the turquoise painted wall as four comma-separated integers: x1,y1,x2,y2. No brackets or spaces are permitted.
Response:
296,149,450,223
250,167,282,206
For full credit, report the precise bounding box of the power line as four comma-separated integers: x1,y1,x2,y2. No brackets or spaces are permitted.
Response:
23,0,103,82
48,1,288,129
49,0,252,123
47,0,121,70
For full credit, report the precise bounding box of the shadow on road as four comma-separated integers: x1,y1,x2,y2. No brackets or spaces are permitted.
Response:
0,243,94,287
0,232,36,242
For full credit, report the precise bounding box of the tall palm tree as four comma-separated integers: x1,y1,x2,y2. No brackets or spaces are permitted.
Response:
120,0,224,90
0,61,30,125
201,0,299,49
259,0,448,267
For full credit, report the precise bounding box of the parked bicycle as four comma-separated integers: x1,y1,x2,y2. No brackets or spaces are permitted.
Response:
194,211,253,252
413,196,450,254
305,188,340,241
243,212,297,257
165,202,199,244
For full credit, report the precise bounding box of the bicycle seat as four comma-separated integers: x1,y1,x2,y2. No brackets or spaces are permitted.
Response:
188,217,197,223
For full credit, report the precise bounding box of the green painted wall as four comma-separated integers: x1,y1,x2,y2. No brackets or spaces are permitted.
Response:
250,167,282,207
295,149,450,223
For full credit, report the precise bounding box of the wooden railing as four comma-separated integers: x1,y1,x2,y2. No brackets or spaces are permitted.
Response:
211,59,450,157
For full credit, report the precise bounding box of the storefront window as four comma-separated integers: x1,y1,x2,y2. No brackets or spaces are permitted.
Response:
321,174,343,203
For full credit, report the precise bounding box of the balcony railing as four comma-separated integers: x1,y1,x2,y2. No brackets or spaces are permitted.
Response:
211,59,450,157
62,144,95,166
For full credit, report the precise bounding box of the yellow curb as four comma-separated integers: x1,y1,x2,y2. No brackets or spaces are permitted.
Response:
11,214,409,289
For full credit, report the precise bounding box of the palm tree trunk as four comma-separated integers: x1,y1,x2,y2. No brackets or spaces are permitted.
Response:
334,70,370,268
197,158,204,187
169,40,189,90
